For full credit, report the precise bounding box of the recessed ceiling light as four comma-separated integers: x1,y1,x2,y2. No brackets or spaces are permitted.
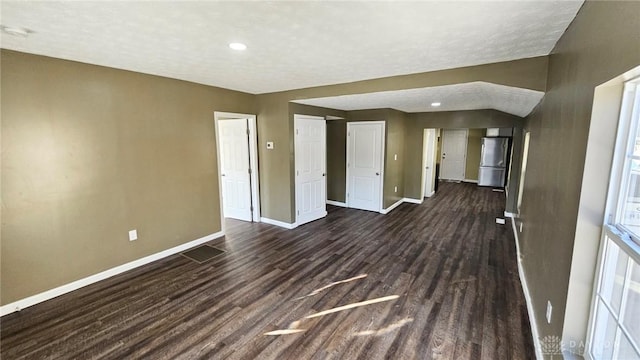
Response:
0,25,33,37
431,102,441,107
229,42,247,51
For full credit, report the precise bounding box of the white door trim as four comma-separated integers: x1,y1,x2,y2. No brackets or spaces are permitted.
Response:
294,114,327,226
346,121,385,213
214,111,260,232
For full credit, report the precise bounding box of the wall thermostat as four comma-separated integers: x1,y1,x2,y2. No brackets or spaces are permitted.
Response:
266,141,274,149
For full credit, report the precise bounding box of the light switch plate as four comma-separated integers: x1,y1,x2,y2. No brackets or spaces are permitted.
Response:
129,229,138,241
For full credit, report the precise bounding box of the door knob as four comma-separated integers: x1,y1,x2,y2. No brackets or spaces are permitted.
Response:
221,174,226,177
376,172,380,176
322,173,326,176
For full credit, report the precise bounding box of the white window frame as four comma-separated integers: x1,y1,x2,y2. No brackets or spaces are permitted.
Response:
613,81,640,244
587,78,640,360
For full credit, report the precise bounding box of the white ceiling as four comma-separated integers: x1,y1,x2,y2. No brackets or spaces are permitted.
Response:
1,1,583,96
293,82,545,117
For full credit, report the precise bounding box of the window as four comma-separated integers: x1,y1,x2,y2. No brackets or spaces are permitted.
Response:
588,79,640,360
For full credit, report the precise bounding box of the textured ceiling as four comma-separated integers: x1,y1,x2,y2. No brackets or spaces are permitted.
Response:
0,1,582,95
293,82,545,117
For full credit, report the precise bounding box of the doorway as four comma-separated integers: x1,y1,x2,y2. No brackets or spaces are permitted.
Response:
440,129,468,181
214,112,260,227
346,121,385,212
294,114,327,226
518,131,531,213
423,129,438,197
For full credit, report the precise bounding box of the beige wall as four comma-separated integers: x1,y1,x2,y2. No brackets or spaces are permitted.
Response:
465,129,484,181
326,120,347,203
255,95,290,223
0,50,256,305
383,110,406,208
518,0,640,343
256,58,548,223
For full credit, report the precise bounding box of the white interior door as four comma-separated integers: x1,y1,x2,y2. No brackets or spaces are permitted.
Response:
219,119,252,221
440,129,468,181
423,129,437,197
295,115,327,226
347,122,384,212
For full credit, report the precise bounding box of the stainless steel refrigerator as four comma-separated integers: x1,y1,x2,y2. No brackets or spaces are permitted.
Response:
478,137,509,187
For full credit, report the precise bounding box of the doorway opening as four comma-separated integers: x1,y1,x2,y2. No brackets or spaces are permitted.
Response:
517,131,531,214
422,128,439,198
214,111,260,230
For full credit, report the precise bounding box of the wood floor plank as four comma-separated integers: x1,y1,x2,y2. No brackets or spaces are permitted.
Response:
1,182,535,359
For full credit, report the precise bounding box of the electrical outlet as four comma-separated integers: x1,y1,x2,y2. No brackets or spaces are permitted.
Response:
129,229,138,241
546,301,552,324
496,218,506,225
394,186,398,193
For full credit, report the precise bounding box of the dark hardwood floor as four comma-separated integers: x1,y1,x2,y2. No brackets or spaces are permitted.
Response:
1,182,535,359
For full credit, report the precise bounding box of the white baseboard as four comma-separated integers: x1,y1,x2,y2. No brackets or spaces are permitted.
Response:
510,217,543,360
403,197,423,204
463,179,479,183
260,217,298,229
424,191,435,198
504,211,516,218
380,199,404,214
0,231,225,317
380,197,423,214
326,200,347,207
